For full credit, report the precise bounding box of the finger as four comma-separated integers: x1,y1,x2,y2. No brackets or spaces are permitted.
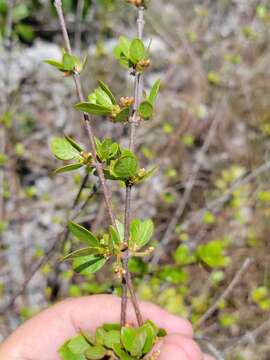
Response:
158,343,190,360
164,334,203,360
0,295,193,360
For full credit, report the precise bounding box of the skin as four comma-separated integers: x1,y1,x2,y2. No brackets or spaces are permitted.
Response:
0,295,215,360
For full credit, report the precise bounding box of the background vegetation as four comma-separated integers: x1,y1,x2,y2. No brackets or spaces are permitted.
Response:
1,0,270,359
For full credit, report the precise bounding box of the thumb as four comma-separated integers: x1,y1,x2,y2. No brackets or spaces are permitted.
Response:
153,334,216,360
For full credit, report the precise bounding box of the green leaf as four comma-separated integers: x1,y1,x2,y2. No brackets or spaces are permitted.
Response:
62,247,102,261
138,101,153,120
63,53,75,71
148,79,161,104
115,107,130,123
196,240,230,268
113,344,133,360
65,136,83,152
84,345,106,359
141,323,155,354
68,335,90,354
51,137,80,161
15,23,34,42
95,327,106,345
109,225,121,246
121,327,137,353
98,81,117,105
111,151,138,180
59,341,86,360
73,255,107,275
74,102,112,115
55,163,83,174
103,330,121,349
95,87,113,108
117,36,131,58
96,139,119,160
129,329,147,357
103,323,121,331
174,245,196,265
129,38,145,64
116,220,124,242
45,59,65,71
130,219,154,249
68,221,99,247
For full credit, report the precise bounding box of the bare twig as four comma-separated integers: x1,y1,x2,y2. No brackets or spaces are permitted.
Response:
195,258,252,329
54,0,116,228
151,96,227,265
0,177,99,314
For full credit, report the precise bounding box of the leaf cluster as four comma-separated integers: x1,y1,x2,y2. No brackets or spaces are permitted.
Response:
51,135,157,184
64,219,154,276
45,51,87,75
59,320,166,360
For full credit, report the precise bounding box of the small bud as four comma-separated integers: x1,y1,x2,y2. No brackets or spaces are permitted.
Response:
127,0,145,7
138,168,146,177
111,104,121,118
120,96,135,107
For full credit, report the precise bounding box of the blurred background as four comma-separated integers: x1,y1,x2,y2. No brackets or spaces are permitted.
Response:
1,0,270,358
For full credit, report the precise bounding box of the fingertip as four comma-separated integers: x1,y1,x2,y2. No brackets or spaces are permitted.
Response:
158,343,190,360
136,300,193,337
165,334,203,359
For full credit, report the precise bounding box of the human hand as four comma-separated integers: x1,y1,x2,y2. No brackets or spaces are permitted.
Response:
0,295,215,360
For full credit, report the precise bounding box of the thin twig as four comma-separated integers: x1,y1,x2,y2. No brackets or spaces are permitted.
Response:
54,0,116,228
0,178,99,314
121,5,145,327
151,96,227,265
195,258,252,329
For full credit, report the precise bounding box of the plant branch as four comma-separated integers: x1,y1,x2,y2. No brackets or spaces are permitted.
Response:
121,5,145,327
195,257,252,329
53,0,116,228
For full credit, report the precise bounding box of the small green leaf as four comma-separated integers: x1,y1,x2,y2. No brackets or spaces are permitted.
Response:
44,59,64,70
121,327,137,353
113,344,133,360
138,101,153,120
59,341,86,360
73,255,107,275
68,335,90,354
103,323,121,331
130,329,147,357
65,136,83,152
98,81,117,105
141,323,155,354
148,79,161,104
63,53,75,71
196,240,230,268
109,226,121,246
95,327,106,345
84,345,106,359
111,151,138,180
74,102,112,115
62,247,102,261
68,221,99,247
129,38,146,64
51,137,80,160
116,220,124,242
115,107,130,123
174,245,196,265
55,163,83,174
103,330,121,349
130,219,154,249
95,87,113,108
